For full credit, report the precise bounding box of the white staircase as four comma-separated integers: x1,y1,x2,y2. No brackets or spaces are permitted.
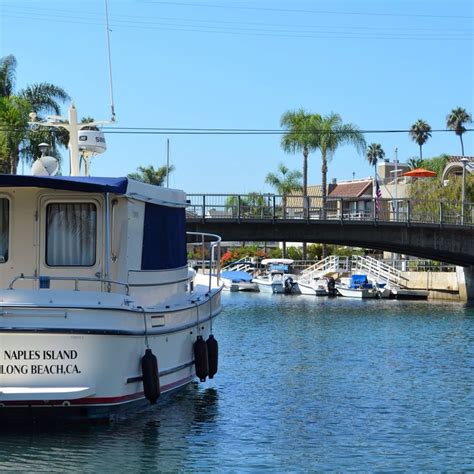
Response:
222,257,256,274
299,256,351,284
351,255,408,288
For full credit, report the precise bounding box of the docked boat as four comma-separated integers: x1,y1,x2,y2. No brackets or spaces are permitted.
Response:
336,275,390,299
297,276,336,296
221,270,259,292
252,258,298,294
0,108,223,422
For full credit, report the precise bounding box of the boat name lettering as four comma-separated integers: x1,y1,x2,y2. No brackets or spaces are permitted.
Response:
0,364,81,375
3,350,78,360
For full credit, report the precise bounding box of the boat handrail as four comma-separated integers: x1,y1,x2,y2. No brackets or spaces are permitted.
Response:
8,274,130,295
187,232,222,291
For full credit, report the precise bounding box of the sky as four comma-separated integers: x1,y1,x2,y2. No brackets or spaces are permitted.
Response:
0,0,473,194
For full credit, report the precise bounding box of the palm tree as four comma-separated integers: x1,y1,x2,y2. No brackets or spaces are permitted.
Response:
266,163,302,257
366,143,385,173
409,119,432,160
407,157,424,170
318,113,366,213
128,164,175,186
265,163,302,217
446,107,472,156
280,109,321,200
0,54,70,173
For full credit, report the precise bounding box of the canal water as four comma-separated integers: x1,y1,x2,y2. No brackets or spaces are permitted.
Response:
1,293,473,471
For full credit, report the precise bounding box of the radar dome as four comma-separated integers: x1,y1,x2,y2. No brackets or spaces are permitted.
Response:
78,130,107,154
32,156,59,176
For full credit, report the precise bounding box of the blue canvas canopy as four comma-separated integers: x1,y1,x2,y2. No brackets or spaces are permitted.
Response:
0,175,129,194
350,274,371,288
221,271,253,282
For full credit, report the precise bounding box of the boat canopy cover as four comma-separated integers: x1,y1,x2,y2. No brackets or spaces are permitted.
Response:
221,270,253,282
0,175,129,193
350,274,370,288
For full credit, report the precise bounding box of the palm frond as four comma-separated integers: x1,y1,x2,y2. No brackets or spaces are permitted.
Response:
0,55,17,97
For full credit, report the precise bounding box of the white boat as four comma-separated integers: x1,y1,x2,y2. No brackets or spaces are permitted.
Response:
297,278,330,296
253,258,298,294
0,108,223,422
336,275,390,299
221,270,258,292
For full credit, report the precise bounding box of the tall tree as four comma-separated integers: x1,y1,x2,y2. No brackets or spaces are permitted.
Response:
265,163,303,217
128,164,175,186
280,109,321,201
266,163,302,257
409,119,432,160
366,143,385,173
318,113,366,213
446,107,472,156
0,54,70,173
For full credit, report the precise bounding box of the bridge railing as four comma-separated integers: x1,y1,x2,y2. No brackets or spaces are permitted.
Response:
186,194,474,226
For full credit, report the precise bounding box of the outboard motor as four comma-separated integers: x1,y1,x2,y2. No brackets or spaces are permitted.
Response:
284,276,294,295
327,277,336,296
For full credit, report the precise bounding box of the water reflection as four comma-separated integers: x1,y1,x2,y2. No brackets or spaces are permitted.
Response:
0,295,473,470
0,383,219,472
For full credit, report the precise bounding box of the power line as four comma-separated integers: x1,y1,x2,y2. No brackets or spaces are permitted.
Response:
145,1,474,20
2,11,472,41
1,126,472,135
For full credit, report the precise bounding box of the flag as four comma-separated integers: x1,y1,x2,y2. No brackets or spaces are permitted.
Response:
375,179,382,213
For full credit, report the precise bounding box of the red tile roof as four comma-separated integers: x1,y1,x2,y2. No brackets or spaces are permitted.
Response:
328,180,372,198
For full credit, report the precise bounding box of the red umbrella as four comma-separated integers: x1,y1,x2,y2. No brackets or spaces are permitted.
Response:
402,168,437,177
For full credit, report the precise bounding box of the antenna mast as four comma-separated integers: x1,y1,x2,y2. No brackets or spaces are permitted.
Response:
105,0,116,122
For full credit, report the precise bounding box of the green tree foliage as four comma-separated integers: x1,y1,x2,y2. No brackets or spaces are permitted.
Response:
409,119,432,160
446,107,472,156
0,54,70,173
408,174,474,223
265,163,302,217
280,109,321,198
317,113,366,212
128,164,175,186
407,157,424,170
366,143,385,179
420,154,450,176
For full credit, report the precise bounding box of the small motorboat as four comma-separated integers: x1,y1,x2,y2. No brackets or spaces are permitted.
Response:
336,274,390,299
253,258,298,294
221,270,258,292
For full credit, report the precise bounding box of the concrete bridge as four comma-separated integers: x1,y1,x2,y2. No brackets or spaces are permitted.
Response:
186,194,474,266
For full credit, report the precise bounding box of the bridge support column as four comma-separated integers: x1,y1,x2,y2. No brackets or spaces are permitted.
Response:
456,266,474,301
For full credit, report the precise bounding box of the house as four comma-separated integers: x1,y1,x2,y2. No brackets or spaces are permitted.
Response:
327,178,373,219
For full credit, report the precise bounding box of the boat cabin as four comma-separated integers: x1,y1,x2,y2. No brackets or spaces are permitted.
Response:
0,175,189,306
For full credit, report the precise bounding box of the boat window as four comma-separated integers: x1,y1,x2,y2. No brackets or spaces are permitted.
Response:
141,203,187,270
46,203,97,266
0,198,9,263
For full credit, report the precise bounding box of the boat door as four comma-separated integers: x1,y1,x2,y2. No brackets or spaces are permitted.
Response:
36,193,104,291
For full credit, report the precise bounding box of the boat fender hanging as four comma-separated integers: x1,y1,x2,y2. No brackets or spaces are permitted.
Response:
206,334,218,379
141,348,160,404
193,335,209,382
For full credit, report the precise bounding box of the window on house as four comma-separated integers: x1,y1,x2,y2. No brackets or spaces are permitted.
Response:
0,198,9,263
46,203,97,266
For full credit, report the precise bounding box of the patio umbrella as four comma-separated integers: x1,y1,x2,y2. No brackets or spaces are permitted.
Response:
402,168,437,177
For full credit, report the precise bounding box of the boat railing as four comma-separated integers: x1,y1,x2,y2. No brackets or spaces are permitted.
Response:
8,274,130,295
187,232,222,291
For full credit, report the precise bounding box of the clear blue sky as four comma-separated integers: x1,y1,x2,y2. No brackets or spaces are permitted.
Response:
1,0,473,193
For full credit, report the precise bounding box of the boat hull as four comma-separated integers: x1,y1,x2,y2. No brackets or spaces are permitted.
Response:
0,289,222,422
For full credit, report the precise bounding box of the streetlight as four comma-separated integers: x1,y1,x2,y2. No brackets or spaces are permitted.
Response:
461,157,469,224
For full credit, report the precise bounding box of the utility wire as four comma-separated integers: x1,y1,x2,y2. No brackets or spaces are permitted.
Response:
1,126,472,135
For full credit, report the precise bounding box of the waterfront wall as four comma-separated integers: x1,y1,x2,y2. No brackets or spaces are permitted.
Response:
402,271,460,301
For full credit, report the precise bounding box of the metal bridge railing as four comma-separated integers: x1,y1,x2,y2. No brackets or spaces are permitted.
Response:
186,194,474,227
